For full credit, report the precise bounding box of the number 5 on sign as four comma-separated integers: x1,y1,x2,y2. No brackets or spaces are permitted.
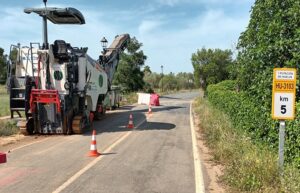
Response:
272,68,297,120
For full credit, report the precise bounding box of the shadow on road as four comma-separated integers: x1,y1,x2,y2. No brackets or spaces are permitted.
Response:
160,96,181,99
100,152,117,156
118,105,185,113
137,121,176,131
82,105,181,135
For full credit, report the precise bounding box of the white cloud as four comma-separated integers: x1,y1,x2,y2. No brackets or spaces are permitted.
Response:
156,0,253,6
136,8,250,73
138,20,163,35
0,1,253,74
0,6,121,59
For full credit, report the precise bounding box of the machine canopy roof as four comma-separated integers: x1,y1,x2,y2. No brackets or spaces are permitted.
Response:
24,7,85,24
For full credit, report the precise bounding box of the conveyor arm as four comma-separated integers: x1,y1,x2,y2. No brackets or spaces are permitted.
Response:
100,34,130,87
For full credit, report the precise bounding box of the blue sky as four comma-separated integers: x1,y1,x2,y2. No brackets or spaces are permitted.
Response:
0,0,255,73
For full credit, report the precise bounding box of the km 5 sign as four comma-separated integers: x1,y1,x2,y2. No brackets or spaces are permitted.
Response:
272,68,297,120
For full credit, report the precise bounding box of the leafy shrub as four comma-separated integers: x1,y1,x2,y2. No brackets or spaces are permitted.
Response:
0,120,19,136
194,98,280,192
120,92,138,106
282,163,300,193
207,80,300,166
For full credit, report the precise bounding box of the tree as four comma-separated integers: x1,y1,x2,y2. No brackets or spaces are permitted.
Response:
144,72,161,92
236,0,300,164
159,72,178,91
0,47,8,84
237,0,300,99
144,70,195,92
191,48,233,90
143,65,151,74
176,72,194,90
113,37,147,92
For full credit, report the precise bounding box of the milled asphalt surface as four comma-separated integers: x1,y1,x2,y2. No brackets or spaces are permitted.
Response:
0,91,200,193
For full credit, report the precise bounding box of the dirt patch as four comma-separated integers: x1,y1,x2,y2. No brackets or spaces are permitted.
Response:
193,112,227,193
0,134,49,152
0,134,25,147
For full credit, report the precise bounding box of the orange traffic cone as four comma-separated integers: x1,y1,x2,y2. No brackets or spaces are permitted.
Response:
88,130,100,157
127,113,134,129
148,104,152,114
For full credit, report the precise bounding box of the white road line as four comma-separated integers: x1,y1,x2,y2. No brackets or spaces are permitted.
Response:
190,102,205,193
7,137,51,153
52,118,147,193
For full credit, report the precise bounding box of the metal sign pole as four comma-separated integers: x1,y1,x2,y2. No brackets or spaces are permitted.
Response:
272,68,297,175
278,120,285,174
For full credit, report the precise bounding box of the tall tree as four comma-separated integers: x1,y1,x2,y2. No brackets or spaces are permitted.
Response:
159,72,178,91
143,66,161,93
176,72,194,90
191,48,233,89
143,65,151,74
237,0,300,98
236,0,300,164
236,0,300,134
113,37,147,92
0,47,7,84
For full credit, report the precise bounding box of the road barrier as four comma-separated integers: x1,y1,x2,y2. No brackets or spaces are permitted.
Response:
0,152,6,164
138,93,160,106
127,113,134,129
88,130,101,157
137,93,151,105
148,104,152,114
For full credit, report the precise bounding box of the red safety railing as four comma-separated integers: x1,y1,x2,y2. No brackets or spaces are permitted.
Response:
30,89,61,113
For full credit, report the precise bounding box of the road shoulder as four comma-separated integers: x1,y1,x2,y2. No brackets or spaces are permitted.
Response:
191,101,226,193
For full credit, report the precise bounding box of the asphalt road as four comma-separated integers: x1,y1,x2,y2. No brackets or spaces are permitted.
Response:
0,91,200,193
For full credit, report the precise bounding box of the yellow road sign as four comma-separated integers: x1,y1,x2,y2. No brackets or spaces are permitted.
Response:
272,68,296,120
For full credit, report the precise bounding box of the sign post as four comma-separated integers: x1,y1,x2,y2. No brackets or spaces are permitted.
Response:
271,68,296,174
278,121,285,172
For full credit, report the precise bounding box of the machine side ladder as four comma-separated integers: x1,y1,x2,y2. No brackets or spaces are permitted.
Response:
8,43,40,118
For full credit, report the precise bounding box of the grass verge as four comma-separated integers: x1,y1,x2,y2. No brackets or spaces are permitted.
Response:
0,84,10,117
120,92,138,106
0,119,19,136
193,97,300,193
0,94,10,117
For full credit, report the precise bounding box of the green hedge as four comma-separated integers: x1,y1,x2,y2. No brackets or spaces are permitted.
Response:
207,80,300,166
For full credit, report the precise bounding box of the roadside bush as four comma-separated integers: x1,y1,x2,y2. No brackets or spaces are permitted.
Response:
194,97,300,192
207,80,299,166
0,120,19,136
194,98,280,192
120,92,138,106
282,163,300,193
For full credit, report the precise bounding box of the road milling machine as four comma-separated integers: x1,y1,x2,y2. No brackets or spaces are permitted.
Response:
7,1,130,135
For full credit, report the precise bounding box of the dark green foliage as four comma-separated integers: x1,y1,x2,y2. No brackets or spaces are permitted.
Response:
113,37,147,92
191,48,233,89
201,0,300,166
207,81,300,166
143,65,151,74
237,0,300,99
175,72,194,90
143,68,194,92
194,97,281,192
0,47,7,84
191,0,300,190
143,72,161,90
228,0,300,165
